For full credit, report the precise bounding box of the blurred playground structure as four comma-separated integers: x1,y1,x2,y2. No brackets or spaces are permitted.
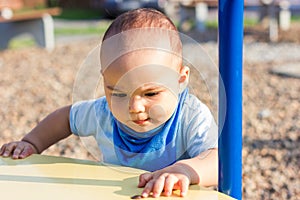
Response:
0,0,61,50
165,0,300,41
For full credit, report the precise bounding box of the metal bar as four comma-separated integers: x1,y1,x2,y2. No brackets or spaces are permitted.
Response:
218,0,244,199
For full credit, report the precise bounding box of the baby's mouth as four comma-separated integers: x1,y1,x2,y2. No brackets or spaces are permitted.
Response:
133,118,150,125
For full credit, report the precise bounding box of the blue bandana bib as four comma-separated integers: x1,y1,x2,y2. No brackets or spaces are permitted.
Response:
113,89,188,171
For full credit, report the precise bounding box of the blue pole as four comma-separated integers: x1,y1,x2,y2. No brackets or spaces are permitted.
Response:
218,0,244,199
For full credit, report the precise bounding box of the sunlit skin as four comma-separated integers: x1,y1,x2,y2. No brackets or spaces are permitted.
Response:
102,50,183,133
106,83,178,133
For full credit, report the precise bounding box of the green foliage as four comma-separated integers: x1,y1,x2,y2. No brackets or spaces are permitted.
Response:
54,26,108,35
244,18,259,27
48,0,60,7
54,9,103,20
8,24,110,49
291,15,300,22
9,37,35,49
205,20,218,29
205,18,259,29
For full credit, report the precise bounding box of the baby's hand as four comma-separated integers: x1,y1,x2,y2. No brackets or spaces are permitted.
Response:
138,164,191,198
0,141,37,159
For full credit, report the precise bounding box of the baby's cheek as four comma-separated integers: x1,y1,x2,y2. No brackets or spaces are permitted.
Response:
110,99,129,118
149,104,174,123
149,104,166,122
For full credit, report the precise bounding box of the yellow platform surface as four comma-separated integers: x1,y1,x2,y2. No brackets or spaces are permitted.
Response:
0,154,235,200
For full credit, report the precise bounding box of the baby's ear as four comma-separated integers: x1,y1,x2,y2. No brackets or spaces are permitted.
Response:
178,66,190,92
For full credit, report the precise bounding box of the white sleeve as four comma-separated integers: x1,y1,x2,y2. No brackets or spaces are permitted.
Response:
183,95,218,158
69,99,99,137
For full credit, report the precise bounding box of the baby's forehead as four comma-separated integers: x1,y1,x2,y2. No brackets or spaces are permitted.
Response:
105,65,180,95
100,28,182,71
103,49,180,76
121,48,179,61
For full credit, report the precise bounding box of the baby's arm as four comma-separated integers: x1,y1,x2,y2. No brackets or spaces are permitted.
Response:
0,105,72,159
138,148,218,198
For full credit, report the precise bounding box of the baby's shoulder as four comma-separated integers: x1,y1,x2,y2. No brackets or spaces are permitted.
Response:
72,96,110,114
181,94,212,123
182,94,205,112
91,97,111,114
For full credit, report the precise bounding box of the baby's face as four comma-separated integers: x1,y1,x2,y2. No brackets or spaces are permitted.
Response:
102,50,182,133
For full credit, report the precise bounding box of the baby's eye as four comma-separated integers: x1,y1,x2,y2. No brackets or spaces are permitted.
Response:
111,93,127,97
145,92,159,97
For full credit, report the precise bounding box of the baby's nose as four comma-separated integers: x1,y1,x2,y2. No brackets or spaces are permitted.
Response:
129,96,145,113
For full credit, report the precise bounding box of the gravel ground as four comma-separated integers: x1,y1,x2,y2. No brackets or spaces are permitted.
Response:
0,23,299,199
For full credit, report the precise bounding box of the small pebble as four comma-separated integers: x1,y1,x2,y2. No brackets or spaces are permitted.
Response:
131,195,142,199
257,109,271,119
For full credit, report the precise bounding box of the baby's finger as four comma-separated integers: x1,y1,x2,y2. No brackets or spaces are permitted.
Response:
163,175,178,196
151,174,167,198
2,143,17,157
138,172,153,187
19,145,35,159
12,146,24,159
0,145,6,155
178,177,189,197
141,180,154,198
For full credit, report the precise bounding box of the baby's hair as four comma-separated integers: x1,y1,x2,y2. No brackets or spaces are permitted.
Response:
101,8,183,67
102,8,178,41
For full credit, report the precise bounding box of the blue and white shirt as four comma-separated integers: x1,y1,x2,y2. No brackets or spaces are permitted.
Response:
69,90,218,171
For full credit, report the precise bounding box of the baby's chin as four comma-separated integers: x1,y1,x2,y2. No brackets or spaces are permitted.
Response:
128,125,158,133
127,119,165,133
